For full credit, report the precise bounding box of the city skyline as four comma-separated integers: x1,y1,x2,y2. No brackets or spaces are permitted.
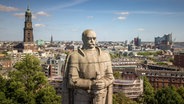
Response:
0,0,184,42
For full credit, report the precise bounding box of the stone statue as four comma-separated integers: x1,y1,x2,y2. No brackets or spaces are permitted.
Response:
62,29,114,104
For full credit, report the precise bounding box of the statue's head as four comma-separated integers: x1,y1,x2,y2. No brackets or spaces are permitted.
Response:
82,29,97,49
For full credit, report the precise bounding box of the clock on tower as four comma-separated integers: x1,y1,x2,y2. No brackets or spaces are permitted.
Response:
26,22,32,28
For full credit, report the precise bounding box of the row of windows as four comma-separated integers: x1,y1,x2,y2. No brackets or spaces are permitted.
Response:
146,73,184,77
149,78,184,82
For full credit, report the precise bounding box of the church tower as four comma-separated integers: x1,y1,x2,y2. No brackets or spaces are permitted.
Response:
23,6,37,52
14,5,37,52
24,6,33,42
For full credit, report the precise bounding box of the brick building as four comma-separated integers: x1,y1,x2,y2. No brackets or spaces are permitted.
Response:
174,52,184,67
113,65,184,90
138,70,184,89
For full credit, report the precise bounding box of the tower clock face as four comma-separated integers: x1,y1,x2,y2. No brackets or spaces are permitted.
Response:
26,23,32,28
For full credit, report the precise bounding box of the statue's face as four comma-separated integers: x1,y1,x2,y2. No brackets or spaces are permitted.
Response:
83,31,96,49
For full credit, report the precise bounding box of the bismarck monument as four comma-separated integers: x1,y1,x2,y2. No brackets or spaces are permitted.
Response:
62,29,114,104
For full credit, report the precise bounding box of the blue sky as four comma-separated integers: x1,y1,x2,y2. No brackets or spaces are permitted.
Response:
0,0,184,42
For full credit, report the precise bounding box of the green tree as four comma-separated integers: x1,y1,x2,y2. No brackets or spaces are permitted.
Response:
110,52,119,59
128,52,134,57
177,86,184,103
1,51,8,55
155,86,183,104
137,51,163,57
155,51,162,55
113,92,137,104
168,58,174,63
0,75,13,104
113,71,121,79
156,62,168,66
1,54,61,104
142,76,156,104
137,51,152,56
123,52,128,57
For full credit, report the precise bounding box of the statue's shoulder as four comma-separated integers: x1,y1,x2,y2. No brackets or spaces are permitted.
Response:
101,50,110,55
96,47,111,61
66,48,86,61
65,50,80,64
66,50,79,59
97,47,110,56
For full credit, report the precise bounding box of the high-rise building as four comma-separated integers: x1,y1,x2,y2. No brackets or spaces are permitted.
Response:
42,58,63,77
134,37,141,46
51,35,53,44
155,33,172,50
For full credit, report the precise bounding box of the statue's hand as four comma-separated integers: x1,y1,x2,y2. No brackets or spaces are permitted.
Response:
92,80,105,90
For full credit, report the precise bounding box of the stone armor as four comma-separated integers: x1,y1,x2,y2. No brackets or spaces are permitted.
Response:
62,47,114,104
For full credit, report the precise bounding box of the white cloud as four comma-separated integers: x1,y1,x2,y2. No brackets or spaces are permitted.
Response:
47,0,89,11
13,12,37,19
34,24,45,27
13,10,49,19
13,13,24,18
36,11,50,16
117,16,126,20
0,4,19,12
137,28,145,31
131,11,184,15
87,16,93,19
115,12,129,15
115,11,129,21
32,14,37,19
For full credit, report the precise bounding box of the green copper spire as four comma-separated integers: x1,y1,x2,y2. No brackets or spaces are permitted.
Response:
26,0,31,13
27,0,30,11
27,5,29,10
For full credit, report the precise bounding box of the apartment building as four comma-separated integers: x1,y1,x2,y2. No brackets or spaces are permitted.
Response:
113,68,143,99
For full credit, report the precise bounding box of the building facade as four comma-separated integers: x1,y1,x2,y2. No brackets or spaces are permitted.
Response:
134,37,141,47
138,69,184,89
112,59,143,99
174,52,184,68
113,64,184,92
155,33,172,50
113,68,143,99
42,58,63,78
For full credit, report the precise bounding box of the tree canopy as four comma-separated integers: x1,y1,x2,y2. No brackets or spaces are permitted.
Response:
113,92,137,104
142,76,156,104
155,86,183,104
0,54,61,104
